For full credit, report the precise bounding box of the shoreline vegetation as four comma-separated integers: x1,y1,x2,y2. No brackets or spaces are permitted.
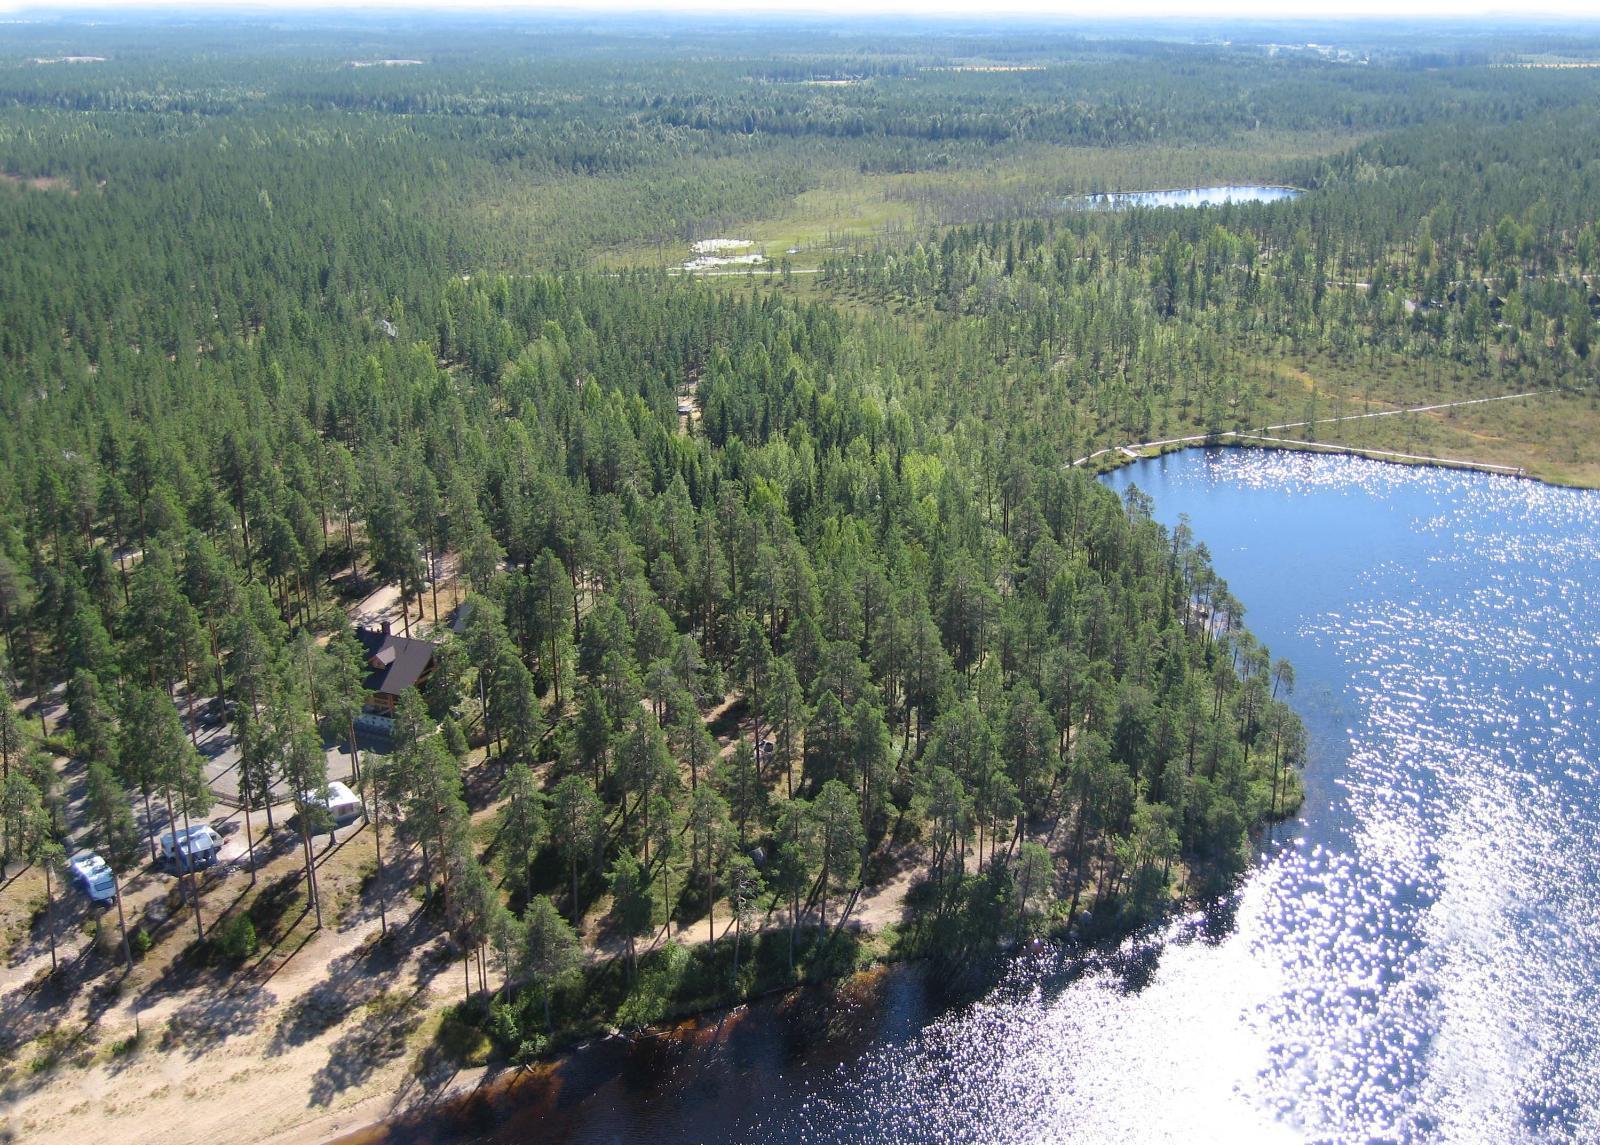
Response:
388,770,1306,1143
1,16,1597,1145
334,832,1306,1145
1075,387,1559,482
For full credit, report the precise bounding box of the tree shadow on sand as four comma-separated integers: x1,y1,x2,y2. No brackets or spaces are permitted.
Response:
5,884,95,972
0,957,118,1101
0,912,115,1052
157,977,278,1058
0,967,82,1060
306,986,430,1107
269,919,423,1056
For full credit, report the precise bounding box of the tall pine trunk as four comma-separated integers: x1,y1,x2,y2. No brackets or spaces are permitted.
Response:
242,782,257,885
43,862,57,974
569,852,581,929
113,876,133,969
364,754,386,936
299,812,322,930
163,783,204,943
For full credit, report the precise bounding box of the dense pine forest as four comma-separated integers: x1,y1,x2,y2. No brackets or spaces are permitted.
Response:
1,15,1596,1095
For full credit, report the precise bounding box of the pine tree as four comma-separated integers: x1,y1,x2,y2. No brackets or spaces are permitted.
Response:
140,686,212,942
520,895,580,1030
65,669,117,770
686,784,730,944
1012,841,1054,934
773,797,817,974
447,846,497,1001
281,713,330,931
766,658,807,798
319,626,370,787
724,850,762,982
85,759,140,967
393,731,470,916
549,773,603,925
0,681,24,781
812,779,863,935
487,648,538,765
24,803,63,975
498,761,546,900
0,770,41,871
607,850,656,981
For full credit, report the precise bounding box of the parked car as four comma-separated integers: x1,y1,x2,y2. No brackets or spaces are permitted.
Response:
197,698,231,729
69,851,116,904
354,712,395,740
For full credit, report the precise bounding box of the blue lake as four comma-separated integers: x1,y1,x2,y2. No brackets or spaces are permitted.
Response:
366,449,1600,1144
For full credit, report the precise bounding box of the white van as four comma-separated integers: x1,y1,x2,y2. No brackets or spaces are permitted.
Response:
159,823,224,871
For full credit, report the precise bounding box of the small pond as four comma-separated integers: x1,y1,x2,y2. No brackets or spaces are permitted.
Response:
1071,184,1302,209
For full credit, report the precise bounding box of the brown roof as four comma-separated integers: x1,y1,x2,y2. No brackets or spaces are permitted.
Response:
355,627,438,698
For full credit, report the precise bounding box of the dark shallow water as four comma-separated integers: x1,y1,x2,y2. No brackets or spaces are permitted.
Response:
366,449,1600,1144
1074,185,1302,209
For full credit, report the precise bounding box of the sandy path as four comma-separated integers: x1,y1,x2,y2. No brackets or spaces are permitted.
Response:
852,860,919,933
6,1021,406,1145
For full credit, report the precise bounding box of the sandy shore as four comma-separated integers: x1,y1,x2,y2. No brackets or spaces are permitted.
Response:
0,897,462,1145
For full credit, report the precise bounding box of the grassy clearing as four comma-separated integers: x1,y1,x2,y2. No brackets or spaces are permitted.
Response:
1089,379,1600,487
592,128,1366,273
1297,392,1600,486
0,867,46,961
592,164,918,272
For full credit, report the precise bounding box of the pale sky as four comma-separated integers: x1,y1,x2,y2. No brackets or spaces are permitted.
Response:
4,0,1600,19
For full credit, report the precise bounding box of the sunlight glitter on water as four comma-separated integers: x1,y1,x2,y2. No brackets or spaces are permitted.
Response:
772,452,1600,1144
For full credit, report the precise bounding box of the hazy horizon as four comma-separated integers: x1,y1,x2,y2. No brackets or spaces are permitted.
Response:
4,2,1600,24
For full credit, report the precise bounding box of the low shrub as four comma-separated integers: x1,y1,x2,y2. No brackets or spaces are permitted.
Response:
514,1035,548,1066
486,1001,522,1048
434,1015,492,1066
212,913,259,962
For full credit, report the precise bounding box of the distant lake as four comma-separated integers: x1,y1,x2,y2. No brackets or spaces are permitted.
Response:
1071,185,1302,209
362,450,1600,1145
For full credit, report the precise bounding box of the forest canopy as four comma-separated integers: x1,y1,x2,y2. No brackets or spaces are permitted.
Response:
1,15,1594,1050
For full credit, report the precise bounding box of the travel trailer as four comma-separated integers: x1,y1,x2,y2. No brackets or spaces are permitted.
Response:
69,851,116,904
303,780,365,827
159,823,224,871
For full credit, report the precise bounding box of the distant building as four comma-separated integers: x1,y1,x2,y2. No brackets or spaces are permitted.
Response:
355,622,439,713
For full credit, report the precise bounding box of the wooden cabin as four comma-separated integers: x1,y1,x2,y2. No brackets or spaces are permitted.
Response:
355,623,439,713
